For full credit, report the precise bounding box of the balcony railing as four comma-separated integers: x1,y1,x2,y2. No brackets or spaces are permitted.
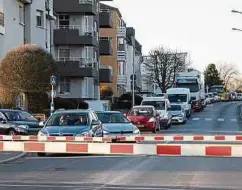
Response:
55,25,94,36
117,27,126,37
117,75,127,85
117,50,126,61
57,57,97,68
78,0,96,5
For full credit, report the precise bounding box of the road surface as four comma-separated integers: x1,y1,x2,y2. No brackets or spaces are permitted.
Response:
0,102,242,190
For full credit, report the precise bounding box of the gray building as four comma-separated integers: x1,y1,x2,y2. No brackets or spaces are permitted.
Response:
0,0,55,60
53,0,112,101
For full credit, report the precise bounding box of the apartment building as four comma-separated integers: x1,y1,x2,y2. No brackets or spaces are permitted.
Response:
99,3,125,97
0,0,55,60
53,0,112,101
125,27,142,93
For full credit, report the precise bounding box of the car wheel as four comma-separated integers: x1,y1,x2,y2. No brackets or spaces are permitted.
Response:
8,129,16,136
37,152,46,157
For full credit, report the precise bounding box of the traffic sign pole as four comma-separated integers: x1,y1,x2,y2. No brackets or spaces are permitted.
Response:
50,75,56,115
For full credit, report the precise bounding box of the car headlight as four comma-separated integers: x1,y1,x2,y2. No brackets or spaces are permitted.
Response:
38,131,47,136
76,131,91,137
148,117,156,122
133,127,140,134
103,130,109,134
18,125,29,129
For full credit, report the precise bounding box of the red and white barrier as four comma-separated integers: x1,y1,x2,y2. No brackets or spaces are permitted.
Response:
1,135,242,142
0,141,242,157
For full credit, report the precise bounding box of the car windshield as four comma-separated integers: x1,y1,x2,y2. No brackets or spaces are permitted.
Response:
96,112,130,123
3,111,38,122
168,94,187,103
142,101,166,110
46,112,89,126
167,105,182,111
176,84,199,92
130,107,154,116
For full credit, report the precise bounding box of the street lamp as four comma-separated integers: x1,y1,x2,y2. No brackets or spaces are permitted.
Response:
232,28,242,32
232,10,242,14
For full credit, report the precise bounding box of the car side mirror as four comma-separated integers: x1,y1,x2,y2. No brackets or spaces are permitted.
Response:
39,121,45,127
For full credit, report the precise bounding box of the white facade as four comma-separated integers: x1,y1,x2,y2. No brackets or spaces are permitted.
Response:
0,0,54,60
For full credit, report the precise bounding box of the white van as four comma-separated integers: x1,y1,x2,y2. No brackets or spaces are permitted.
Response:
140,97,171,129
84,100,111,111
166,88,191,117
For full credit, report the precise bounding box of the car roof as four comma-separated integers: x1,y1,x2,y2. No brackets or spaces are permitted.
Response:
96,111,121,114
0,109,22,112
142,97,166,101
133,105,155,108
54,109,91,114
170,103,182,106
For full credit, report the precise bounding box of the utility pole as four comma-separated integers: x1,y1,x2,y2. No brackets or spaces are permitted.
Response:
50,75,56,115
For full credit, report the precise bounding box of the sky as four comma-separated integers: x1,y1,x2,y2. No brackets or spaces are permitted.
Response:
104,0,242,72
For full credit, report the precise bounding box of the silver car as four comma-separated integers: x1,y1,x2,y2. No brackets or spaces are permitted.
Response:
167,104,187,124
96,111,140,137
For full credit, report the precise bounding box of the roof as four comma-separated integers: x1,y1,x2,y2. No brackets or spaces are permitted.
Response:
100,3,122,18
133,105,155,108
142,96,166,100
53,109,91,114
95,111,121,114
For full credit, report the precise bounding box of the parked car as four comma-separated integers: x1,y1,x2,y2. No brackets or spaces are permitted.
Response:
96,111,140,137
168,104,187,124
0,109,42,135
38,109,103,137
125,106,160,133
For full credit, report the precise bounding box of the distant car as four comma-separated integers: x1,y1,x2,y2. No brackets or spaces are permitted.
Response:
38,109,103,137
237,93,242,100
96,111,140,137
167,104,187,124
126,106,160,133
0,109,42,135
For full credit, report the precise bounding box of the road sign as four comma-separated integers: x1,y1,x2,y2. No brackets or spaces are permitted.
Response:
50,75,57,86
130,74,136,80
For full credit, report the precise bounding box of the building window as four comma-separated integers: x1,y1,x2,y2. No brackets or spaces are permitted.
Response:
59,77,70,94
58,48,70,61
59,14,69,28
36,10,44,27
19,6,24,24
0,12,4,27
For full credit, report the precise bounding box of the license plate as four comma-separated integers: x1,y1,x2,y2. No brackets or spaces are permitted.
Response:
137,125,144,128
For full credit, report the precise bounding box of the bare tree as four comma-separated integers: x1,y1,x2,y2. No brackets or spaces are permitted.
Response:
216,62,239,89
144,47,189,92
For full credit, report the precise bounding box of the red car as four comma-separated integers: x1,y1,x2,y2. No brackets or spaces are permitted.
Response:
125,106,160,133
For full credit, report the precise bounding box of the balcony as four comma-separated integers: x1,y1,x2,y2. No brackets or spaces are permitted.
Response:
99,37,113,55
54,25,98,46
99,65,113,83
56,57,98,77
117,75,127,86
99,10,113,28
18,0,32,4
53,0,97,15
117,27,126,37
117,50,126,61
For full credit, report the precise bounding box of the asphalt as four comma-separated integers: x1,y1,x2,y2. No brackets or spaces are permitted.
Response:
0,101,242,190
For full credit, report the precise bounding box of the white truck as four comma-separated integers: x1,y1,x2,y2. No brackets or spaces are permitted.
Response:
166,88,192,117
175,69,205,112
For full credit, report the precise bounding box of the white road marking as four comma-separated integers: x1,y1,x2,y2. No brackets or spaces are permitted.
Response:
231,119,237,122
205,118,212,121
192,118,200,121
217,118,225,121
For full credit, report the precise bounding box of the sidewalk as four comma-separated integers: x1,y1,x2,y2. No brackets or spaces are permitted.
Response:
0,152,26,163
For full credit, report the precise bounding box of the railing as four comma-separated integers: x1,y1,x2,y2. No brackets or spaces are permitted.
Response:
117,50,126,61
56,57,97,68
55,25,94,36
78,0,96,5
117,75,127,85
117,27,126,37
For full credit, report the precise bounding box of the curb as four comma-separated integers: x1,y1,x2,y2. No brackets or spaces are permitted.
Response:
0,152,27,164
